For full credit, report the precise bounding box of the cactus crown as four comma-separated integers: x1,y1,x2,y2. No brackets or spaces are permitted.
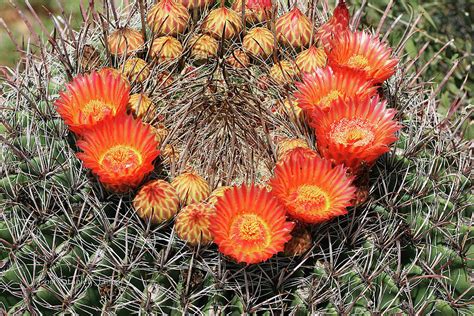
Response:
0,1,472,314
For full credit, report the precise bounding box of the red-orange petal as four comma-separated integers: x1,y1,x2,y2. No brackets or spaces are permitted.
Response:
327,30,398,83
270,156,356,224
55,70,130,135
211,185,294,264
294,67,377,113
311,96,400,171
76,115,160,192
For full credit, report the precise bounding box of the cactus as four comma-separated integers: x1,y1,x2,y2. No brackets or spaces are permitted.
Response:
0,1,472,314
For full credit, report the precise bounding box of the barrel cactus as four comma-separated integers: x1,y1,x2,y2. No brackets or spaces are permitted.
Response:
0,0,472,315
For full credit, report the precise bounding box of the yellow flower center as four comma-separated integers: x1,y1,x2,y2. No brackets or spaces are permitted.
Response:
347,54,370,70
100,145,143,174
319,90,342,108
330,118,375,147
82,100,114,121
231,214,269,244
293,185,330,215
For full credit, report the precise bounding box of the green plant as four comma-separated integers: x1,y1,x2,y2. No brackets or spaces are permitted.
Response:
0,1,472,314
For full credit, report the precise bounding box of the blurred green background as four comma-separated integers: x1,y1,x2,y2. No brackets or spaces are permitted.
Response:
0,0,84,67
0,0,472,126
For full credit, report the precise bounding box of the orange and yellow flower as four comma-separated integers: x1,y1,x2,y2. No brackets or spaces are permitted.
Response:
275,7,312,49
107,28,144,56
190,34,219,60
149,123,168,144
242,27,275,59
171,171,211,206
278,97,304,121
270,156,356,224
55,70,130,134
133,180,179,224
76,115,160,192
311,96,400,171
294,67,377,113
295,46,327,74
122,57,150,83
327,31,398,83
232,0,271,24
175,202,216,245
226,50,250,68
270,60,298,85
151,36,183,63
211,185,294,264
147,0,190,36
202,7,243,40
128,93,153,118
161,144,180,164
316,0,350,49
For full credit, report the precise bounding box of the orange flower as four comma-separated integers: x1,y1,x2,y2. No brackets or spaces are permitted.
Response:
76,115,160,192
316,0,350,49
311,96,400,171
275,7,312,49
202,7,243,40
107,28,144,56
55,70,130,134
270,156,356,224
295,46,327,74
232,0,270,24
128,93,154,118
242,27,275,59
175,202,216,245
133,180,179,224
270,60,298,85
211,185,294,264
226,50,250,68
327,31,398,83
294,67,377,113
147,0,190,36
171,171,211,206
122,58,150,83
151,36,183,63
278,97,304,122
161,144,180,164
190,34,219,60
